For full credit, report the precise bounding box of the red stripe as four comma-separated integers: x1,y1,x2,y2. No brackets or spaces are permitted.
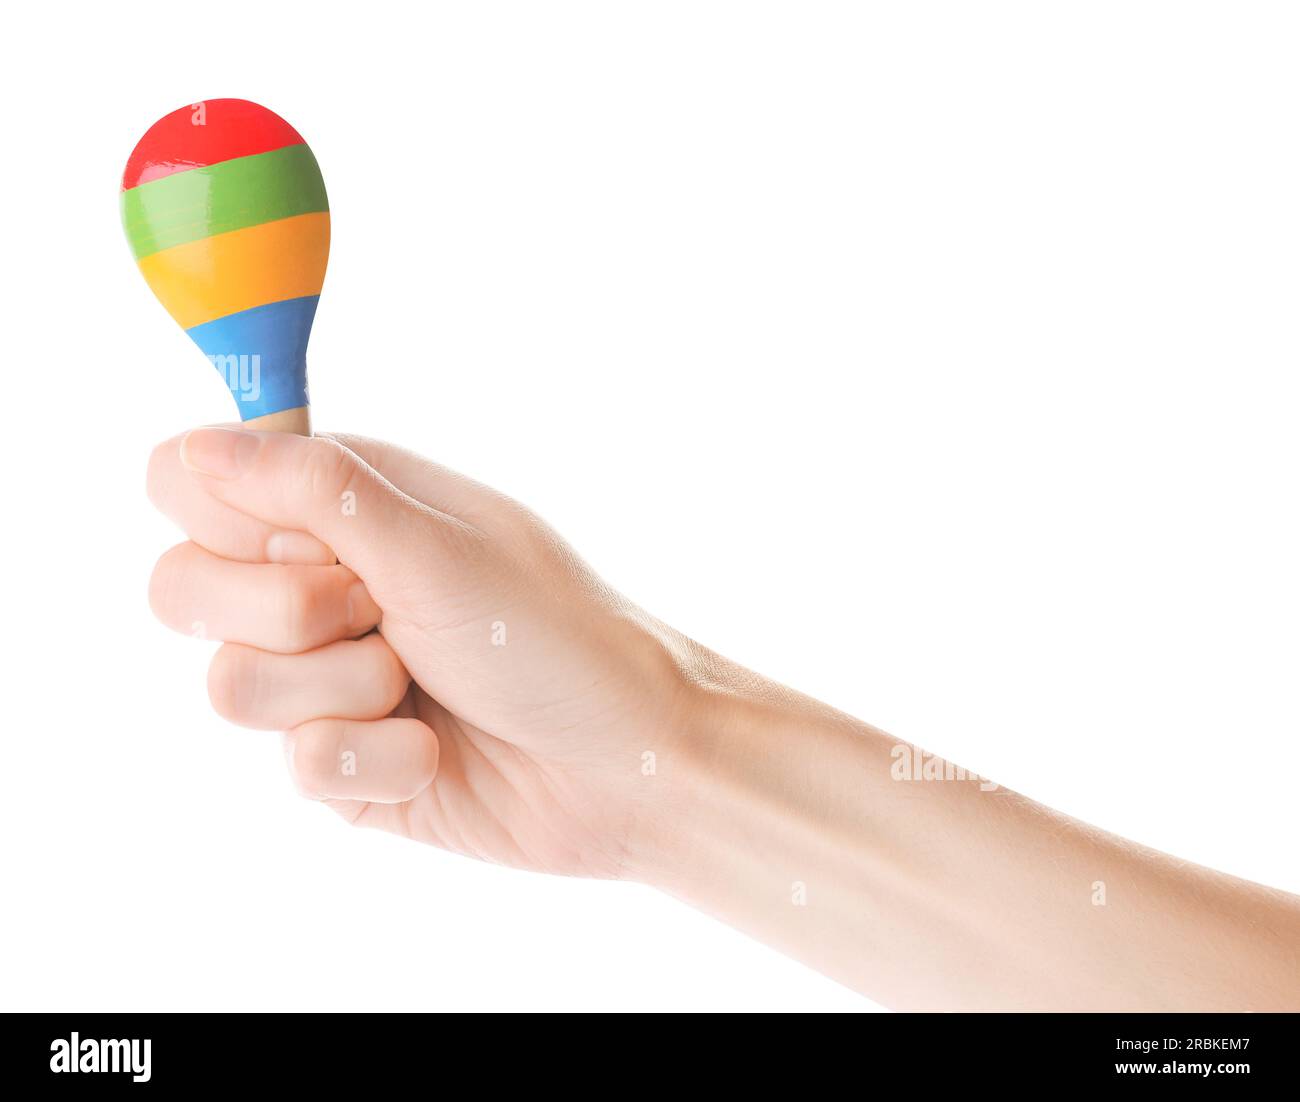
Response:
122,99,305,190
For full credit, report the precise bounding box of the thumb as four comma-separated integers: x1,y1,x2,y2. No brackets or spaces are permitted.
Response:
179,427,479,600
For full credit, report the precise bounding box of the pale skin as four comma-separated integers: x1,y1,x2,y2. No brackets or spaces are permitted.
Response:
147,426,1300,1011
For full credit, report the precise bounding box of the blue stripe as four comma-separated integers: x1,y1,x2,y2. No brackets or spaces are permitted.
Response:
185,296,318,419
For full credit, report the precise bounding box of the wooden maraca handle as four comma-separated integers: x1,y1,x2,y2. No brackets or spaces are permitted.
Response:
246,406,312,435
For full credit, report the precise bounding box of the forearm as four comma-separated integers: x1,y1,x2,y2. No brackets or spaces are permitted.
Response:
637,660,1300,1010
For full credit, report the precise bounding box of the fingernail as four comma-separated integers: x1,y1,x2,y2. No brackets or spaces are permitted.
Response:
266,531,337,566
180,428,261,480
346,580,381,631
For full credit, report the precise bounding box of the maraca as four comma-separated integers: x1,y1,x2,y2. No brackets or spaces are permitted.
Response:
121,99,329,434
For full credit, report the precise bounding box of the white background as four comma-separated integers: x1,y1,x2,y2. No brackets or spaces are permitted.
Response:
2,2,1297,1011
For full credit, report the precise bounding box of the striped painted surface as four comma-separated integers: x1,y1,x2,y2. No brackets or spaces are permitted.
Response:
122,144,328,259
122,99,329,419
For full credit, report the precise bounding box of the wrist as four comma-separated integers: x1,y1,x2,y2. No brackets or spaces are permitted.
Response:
608,626,736,885
618,636,869,892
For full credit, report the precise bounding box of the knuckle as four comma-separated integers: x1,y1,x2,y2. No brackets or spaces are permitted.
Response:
374,640,412,710
274,569,327,650
290,720,346,796
301,438,360,509
147,543,191,625
402,720,440,791
207,645,255,723
276,574,308,647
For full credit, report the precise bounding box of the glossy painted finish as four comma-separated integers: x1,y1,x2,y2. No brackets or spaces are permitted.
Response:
122,99,329,420
187,296,320,420
136,211,329,329
122,99,305,190
122,143,328,259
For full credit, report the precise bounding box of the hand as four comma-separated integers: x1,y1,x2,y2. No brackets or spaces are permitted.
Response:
148,425,1300,1009
148,427,696,879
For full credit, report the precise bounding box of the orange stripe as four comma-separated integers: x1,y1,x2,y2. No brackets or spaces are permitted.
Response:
137,212,330,329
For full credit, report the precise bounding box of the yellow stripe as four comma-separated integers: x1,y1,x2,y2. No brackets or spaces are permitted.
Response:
137,212,330,329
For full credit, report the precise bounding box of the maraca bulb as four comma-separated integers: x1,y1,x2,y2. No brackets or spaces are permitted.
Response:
121,99,329,422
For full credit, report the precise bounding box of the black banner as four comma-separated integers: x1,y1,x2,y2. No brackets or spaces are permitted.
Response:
3,1011,1294,1090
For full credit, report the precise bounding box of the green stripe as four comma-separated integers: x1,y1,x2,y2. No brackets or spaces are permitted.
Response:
121,144,328,259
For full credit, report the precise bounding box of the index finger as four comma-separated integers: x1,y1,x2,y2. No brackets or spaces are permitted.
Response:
148,429,337,565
